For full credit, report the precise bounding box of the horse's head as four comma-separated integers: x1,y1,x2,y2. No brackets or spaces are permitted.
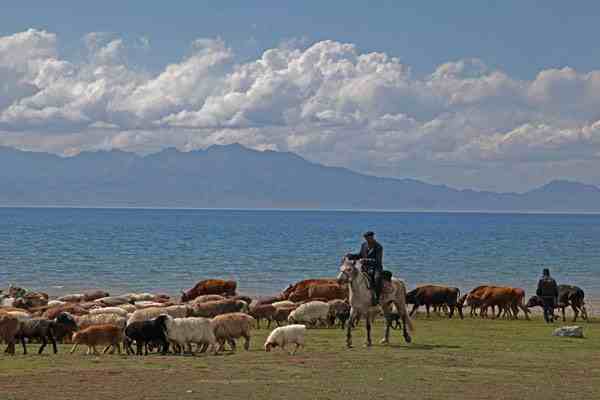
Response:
337,257,359,285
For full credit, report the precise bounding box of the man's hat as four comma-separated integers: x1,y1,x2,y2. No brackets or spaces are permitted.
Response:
542,268,550,276
363,231,375,238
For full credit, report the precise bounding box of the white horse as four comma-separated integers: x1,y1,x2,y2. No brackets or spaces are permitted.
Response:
337,257,413,348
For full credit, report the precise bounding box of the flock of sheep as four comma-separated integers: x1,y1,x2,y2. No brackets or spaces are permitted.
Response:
0,276,591,358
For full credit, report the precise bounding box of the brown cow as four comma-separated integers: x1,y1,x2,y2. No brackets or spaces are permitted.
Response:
405,285,463,319
181,279,237,302
282,279,338,300
289,283,347,302
479,287,529,320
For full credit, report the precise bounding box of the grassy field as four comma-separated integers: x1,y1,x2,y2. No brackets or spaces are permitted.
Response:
1,315,598,400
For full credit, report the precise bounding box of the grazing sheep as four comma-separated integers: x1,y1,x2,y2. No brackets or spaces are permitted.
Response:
124,317,169,356
127,305,190,325
288,301,330,327
124,293,156,302
15,312,76,355
0,313,20,355
89,307,129,318
248,304,277,328
190,299,248,318
156,315,217,355
271,300,296,309
264,325,306,355
210,313,255,353
328,299,351,328
75,313,127,331
70,324,124,355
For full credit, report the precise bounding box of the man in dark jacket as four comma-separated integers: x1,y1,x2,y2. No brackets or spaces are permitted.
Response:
536,268,559,323
347,231,383,306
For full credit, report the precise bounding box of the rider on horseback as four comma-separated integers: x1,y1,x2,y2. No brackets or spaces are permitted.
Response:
347,231,383,306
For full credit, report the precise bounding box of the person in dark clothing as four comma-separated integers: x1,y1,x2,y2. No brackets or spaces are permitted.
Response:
347,231,384,306
536,268,559,323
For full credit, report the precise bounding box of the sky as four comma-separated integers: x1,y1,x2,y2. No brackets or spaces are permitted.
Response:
2,1,600,192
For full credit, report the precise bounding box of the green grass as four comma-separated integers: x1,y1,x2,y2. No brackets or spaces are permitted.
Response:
1,315,598,400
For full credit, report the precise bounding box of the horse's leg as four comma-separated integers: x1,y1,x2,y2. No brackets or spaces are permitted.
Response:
572,305,578,322
346,308,357,348
381,306,391,345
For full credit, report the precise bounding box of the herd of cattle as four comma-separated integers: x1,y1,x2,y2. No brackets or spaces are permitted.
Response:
0,278,590,357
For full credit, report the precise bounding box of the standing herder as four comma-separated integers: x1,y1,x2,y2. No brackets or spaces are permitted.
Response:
347,231,383,306
536,268,559,323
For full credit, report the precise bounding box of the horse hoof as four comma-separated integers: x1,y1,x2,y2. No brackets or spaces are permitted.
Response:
364,342,372,347
404,335,412,344
380,339,389,345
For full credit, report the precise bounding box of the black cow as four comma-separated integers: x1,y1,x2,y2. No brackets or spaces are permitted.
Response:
526,284,587,322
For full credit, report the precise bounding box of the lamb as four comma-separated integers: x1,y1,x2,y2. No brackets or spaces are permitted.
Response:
127,305,190,324
89,307,129,317
0,313,20,355
70,324,124,355
210,313,255,353
156,315,217,355
287,301,330,327
124,317,169,355
190,299,248,318
264,325,306,355
75,313,127,331
15,312,77,354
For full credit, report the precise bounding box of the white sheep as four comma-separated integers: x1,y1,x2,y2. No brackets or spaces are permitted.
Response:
75,313,127,330
159,315,217,355
127,305,189,325
124,293,156,302
264,324,306,355
271,300,296,309
287,301,330,327
94,296,131,307
134,301,165,309
88,307,129,318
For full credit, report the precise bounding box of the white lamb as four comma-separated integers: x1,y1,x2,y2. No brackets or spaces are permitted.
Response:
127,305,189,325
264,325,306,355
159,315,217,355
287,301,330,327
89,307,129,317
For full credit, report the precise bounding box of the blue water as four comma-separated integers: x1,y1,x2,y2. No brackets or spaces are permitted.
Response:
1,208,599,298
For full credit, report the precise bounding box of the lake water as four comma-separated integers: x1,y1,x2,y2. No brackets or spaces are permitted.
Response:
1,208,599,299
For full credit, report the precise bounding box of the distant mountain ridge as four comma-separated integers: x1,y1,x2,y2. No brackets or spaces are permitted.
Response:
1,144,599,211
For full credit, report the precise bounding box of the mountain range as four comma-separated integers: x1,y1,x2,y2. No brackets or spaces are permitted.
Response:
1,144,600,211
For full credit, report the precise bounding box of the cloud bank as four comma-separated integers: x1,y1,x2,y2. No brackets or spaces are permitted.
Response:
2,29,600,190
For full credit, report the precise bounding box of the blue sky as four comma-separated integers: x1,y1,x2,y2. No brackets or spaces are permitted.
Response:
2,2,600,191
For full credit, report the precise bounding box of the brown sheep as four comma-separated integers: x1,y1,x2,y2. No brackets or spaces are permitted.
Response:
210,313,255,353
248,304,277,328
190,299,248,318
70,324,124,355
